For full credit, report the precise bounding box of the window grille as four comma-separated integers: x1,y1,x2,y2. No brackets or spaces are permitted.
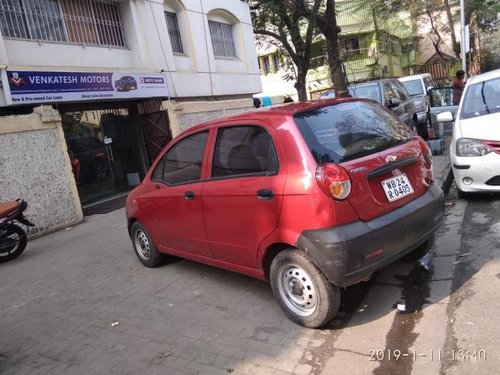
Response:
263,56,271,74
273,54,280,72
164,11,183,53
208,20,236,58
0,0,126,47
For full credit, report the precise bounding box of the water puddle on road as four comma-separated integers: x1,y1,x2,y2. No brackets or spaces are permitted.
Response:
298,279,375,373
373,263,432,375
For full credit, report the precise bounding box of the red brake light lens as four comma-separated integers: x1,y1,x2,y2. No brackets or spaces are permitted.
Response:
315,164,351,200
417,137,432,165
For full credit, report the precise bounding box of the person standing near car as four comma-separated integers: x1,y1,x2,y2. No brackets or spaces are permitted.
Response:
452,70,465,105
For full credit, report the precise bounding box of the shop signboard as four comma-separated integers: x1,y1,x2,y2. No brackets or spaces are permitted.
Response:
1,70,169,105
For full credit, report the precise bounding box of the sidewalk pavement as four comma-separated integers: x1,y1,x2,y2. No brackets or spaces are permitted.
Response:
0,137,453,375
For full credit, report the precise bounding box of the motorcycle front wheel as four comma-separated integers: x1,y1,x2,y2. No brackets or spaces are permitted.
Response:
0,224,27,263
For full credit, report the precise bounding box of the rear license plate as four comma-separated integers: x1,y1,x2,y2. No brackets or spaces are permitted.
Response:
381,174,414,202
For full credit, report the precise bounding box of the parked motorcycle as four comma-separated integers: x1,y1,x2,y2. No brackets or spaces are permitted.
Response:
0,199,35,263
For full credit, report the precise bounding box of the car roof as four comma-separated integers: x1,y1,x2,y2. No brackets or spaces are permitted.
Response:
178,97,362,134
351,78,400,87
466,68,500,85
398,73,431,82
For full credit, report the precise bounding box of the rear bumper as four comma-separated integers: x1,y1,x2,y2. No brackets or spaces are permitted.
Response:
297,184,444,287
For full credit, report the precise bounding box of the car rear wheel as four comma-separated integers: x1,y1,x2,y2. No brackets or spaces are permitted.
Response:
270,249,340,328
131,221,166,267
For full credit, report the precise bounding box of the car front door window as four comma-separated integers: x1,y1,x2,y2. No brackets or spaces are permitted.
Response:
390,81,408,101
383,83,396,104
153,131,208,185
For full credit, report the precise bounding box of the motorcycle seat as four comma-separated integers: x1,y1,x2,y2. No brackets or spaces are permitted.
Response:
0,201,19,217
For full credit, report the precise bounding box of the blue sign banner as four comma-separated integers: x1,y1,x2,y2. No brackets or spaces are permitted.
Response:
2,70,169,105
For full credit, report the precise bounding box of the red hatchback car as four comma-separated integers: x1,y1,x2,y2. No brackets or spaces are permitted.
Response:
126,98,444,328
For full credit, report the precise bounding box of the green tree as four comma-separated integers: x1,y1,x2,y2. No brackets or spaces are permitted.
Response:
249,0,351,99
297,0,350,97
365,0,500,63
248,0,321,101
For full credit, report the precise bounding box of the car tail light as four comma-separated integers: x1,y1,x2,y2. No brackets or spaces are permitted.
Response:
95,152,105,158
315,164,351,200
417,137,432,165
417,137,434,185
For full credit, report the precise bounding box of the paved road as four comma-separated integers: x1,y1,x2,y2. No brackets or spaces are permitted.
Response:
441,187,500,374
5,144,498,375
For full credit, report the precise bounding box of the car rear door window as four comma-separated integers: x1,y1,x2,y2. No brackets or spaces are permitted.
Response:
151,131,208,185
212,126,278,177
349,84,381,103
294,101,413,163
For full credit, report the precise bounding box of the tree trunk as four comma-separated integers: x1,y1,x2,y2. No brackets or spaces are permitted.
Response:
443,0,460,59
326,42,349,97
316,0,349,97
294,69,309,101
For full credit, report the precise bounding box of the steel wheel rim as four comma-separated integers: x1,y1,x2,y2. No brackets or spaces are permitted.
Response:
277,264,318,317
134,229,151,260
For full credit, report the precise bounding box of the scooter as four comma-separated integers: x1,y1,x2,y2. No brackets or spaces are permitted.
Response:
0,199,35,263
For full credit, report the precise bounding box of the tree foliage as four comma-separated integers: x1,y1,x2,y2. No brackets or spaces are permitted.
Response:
248,0,321,101
296,0,350,96
365,0,500,64
248,0,350,99
470,0,500,32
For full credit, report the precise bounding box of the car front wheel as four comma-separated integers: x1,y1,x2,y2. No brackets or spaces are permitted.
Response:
270,249,340,328
130,221,166,267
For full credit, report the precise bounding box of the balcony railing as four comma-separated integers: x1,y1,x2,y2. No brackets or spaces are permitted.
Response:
0,0,126,48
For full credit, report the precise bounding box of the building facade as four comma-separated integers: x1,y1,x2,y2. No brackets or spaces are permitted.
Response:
0,0,261,233
257,0,420,99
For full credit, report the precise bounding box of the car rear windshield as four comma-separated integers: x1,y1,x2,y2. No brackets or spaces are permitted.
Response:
349,84,382,103
401,79,424,96
294,101,414,164
461,77,500,119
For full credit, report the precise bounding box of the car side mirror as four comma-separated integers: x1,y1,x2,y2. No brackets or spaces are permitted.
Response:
426,86,434,94
436,111,453,123
387,98,401,108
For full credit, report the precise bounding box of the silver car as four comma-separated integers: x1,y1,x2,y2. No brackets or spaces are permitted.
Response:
399,73,437,129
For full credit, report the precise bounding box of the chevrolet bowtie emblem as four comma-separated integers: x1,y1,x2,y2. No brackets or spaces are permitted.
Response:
386,155,398,163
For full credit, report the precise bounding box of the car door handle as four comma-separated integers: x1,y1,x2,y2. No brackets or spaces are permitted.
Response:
257,189,274,200
184,191,195,200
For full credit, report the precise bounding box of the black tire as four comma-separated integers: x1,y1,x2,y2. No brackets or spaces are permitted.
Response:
416,120,430,140
269,249,340,328
130,221,166,267
403,235,435,262
457,188,469,199
425,112,433,131
0,224,27,263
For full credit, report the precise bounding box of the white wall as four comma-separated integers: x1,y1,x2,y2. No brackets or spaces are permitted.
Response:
0,0,261,103
0,107,83,234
